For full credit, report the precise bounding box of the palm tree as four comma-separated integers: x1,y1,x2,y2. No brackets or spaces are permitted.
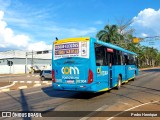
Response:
96,24,120,44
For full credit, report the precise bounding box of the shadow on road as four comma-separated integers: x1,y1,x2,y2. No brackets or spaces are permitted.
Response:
110,91,144,104
122,86,160,97
20,89,31,120
5,90,31,120
42,86,107,99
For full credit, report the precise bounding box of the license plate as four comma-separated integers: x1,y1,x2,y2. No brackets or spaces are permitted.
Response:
66,80,74,84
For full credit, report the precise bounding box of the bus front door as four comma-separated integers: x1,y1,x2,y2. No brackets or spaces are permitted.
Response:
107,53,114,88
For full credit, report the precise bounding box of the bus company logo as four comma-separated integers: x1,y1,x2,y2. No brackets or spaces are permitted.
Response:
61,67,80,75
128,67,136,70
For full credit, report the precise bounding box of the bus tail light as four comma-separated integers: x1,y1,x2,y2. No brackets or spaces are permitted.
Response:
88,69,93,84
52,70,56,83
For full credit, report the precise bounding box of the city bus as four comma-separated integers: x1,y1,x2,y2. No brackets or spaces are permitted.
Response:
52,37,138,92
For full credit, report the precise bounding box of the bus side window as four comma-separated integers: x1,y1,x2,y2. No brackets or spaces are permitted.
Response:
115,50,122,65
128,54,135,65
95,46,106,66
124,55,129,65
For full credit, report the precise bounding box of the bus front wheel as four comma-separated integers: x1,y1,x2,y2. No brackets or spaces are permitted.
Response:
116,76,122,90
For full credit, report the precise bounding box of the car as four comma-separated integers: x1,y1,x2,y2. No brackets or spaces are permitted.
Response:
40,70,52,80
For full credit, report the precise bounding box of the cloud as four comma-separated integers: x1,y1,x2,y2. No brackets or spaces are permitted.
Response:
132,8,160,37
141,33,148,37
0,10,51,51
27,41,52,51
0,11,29,48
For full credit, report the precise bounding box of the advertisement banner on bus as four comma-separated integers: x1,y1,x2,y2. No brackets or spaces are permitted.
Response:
54,41,89,60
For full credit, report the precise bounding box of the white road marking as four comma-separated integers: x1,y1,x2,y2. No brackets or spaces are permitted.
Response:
34,81,40,83
20,81,25,83
118,101,131,106
80,105,108,120
0,88,10,92
33,83,41,87
42,81,48,83
106,100,159,120
27,81,32,83
46,82,52,85
19,86,27,89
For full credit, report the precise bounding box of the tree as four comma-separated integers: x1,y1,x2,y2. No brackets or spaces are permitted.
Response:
96,21,160,68
96,24,120,44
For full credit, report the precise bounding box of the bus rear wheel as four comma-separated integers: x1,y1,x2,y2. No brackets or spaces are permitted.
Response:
116,75,122,90
132,72,136,81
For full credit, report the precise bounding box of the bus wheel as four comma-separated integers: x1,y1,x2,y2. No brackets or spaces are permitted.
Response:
116,76,122,90
133,73,136,81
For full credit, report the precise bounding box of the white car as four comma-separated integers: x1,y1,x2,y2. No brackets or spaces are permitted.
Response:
40,70,52,80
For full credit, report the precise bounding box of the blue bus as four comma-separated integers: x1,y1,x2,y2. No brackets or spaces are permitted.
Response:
52,37,138,92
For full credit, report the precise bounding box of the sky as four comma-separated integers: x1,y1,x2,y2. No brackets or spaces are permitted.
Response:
0,0,160,51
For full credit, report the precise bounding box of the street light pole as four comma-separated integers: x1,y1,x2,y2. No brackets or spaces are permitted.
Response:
25,52,28,74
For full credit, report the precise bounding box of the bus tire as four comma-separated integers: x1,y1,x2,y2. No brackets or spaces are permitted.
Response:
116,75,122,90
133,72,136,81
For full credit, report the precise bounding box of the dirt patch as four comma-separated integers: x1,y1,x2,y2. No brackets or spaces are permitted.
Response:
0,82,12,87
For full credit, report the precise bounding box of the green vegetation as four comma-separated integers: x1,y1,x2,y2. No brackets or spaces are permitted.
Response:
96,24,160,68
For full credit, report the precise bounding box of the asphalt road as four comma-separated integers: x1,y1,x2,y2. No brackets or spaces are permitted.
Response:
0,68,160,120
0,74,41,82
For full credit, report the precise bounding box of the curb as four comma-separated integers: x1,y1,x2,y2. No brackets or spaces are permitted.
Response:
0,81,52,93
0,88,10,92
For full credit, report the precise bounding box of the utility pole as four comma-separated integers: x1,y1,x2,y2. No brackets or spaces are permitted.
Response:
31,50,33,67
25,52,28,74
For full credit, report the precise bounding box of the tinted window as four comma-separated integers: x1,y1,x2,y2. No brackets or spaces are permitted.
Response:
44,70,51,73
95,44,106,66
122,52,129,65
114,50,122,65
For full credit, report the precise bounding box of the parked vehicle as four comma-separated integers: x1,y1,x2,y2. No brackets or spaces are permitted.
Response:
40,70,52,80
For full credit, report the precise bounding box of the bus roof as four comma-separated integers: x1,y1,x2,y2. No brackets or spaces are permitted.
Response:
53,37,137,55
54,37,90,44
91,37,137,55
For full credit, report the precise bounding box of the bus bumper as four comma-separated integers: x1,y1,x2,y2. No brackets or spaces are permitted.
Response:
52,83,98,92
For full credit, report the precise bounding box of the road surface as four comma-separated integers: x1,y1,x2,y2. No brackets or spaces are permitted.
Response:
0,68,159,120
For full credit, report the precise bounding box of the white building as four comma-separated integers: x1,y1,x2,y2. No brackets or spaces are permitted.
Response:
0,50,52,74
